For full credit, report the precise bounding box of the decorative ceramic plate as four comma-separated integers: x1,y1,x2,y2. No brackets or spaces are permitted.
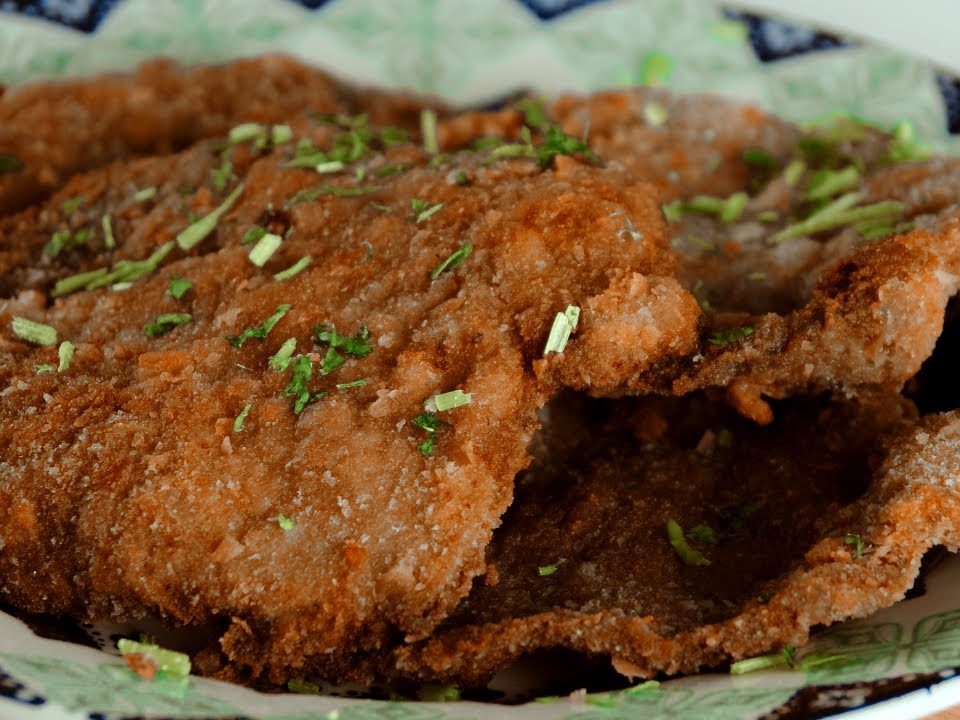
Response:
2,1,960,718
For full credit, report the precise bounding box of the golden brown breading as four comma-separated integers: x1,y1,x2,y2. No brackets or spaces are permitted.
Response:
0,54,438,216
0,129,674,685
387,392,960,686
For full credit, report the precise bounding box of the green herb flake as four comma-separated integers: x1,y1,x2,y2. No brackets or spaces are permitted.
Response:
516,97,549,128
412,411,447,457
543,305,581,355
336,379,368,391
662,200,685,223
265,338,297,373
43,230,71,258
211,158,234,192
287,678,320,694
410,198,444,223
248,232,283,267
315,160,345,174
0,153,23,175
783,159,806,187
430,242,472,280
427,389,472,412
743,147,776,168
374,163,410,178
117,638,191,680
274,255,312,281
35,364,56,374
11,317,57,347
282,355,317,413
57,340,75,372
381,126,409,147
536,124,599,168
730,648,792,675
61,195,84,215
804,165,860,201
884,120,932,163
319,346,344,376
770,196,903,243
277,514,295,531
756,210,779,223
52,267,109,296
417,684,460,703
315,324,373,358
133,186,157,202
538,558,564,576
241,225,267,245
233,402,252,432
176,183,244,250
420,109,440,155
288,184,384,204
687,523,719,544
227,304,292,348
166,276,192,300
667,519,711,566
687,192,748,222
708,326,754,346
228,122,265,145
844,533,867,558
643,101,669,126
271,124,293,145
101,214,116,250
144,313,192,338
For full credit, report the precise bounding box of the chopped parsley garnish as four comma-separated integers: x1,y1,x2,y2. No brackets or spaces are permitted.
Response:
268,337,298,371
176,183,244,250
101,214,116,250
144,313,192,337
884,120,932,163
756,210,779,223
535,124,599,168
686,192,749,222
803,165,860,201
410,198,444,223
430,242,472,280
52,268,108,296
248,232,283,267
662,200,684,223
412,411,446,456
287,678,320,694
667,519,710,566
516,97,548,128
35,364,56,374
743,148,776,168
54,240,175,296
844,533,867,558
227,304,291,348
538,559,564,576
320,346,345,375
61,195,84,215
288,184,383,204
272,124,293,145
241,225,267,245
11,317,57,346
314,160,345,174
282,355,320,413
58,340,74,372
426,389,472,412
731,646,852,675
374,163,410,177
420,109,440,155
708,326,754,346
0,153,23,175
770,196,904,243
133,186,157,202
211,158,234,192
233,402,252,432
314,324,373,358
274,255,312,281
687,524,718,544
543,305,581,355
643,101,669,126
417,684,460,703
277,514,295,531
117,638,191,680
166,276,192,300
228,122,265,144
336,379,368,391
783,159,806,187
381,126,409,147
43,228,90,258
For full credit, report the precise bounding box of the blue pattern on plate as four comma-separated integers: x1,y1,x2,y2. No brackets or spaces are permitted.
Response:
0,0,120,32
515,0,606,20
936,74,960,134
724,10,851,63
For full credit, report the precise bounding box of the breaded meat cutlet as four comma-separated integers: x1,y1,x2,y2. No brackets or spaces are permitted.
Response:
0,54,439,216
388,392,960,686
0,121,689,686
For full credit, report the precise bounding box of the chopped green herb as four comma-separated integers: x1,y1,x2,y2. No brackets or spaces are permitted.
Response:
535,124,599,168
320,346,345,376
61,195,84,215
101,214,116,250
248,232,283,267
315,160,345,174
35,364,56,374
453,170,470,185
380,126,409,147
708,326,754,346
274,255,312,281
43,230,72,258
844,533,867,558
804,165,860,201
288,184,384,204
643,101,669,126
268,337,298,372
227,304,291,348
770,197,903,243
315,324,373,358
72,240,174,294
57,340,74,372
233,402,252,432
410,198,444,223
538,559,564,576
0,153,23,175
11,317,57,346
176,183,244,250
336,379,368,391
355,166,366,181
241,225,267,245
133,186,157,202
117,638,191,680
211,158,234,192
52,267,109,296
471,136,505,151
783,159,806,187
374,163,410,177
277,514,295,531
730,648,792,675
369,202,392,213
756,210,779,223
662,200,685,222
144,313,192,337
412,411,447,456
282,355,317,413
166,276,192,300
427,389,472,412
272,124,293,145
112,282,133,291
430,242,472,280
420,109,439,155
417,684,460,702
516,97,549,128
687,524,719,544
543,305,581,355
691,279,714,315
667,519,711,566
743,148,776,168
228,122,265,144
287,678,320,694
884,120,932,163
639,50,672,85
686,192,749,222
747,271,767,281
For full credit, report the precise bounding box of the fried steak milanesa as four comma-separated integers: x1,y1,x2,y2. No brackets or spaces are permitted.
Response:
0,125,685,684
387,392,960,685
0,55,438,216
